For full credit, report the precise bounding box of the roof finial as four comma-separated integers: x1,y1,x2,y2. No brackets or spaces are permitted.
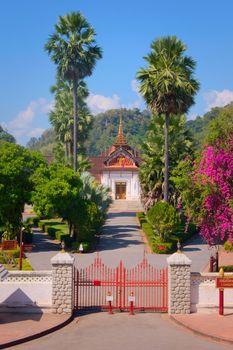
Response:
114,109,127,146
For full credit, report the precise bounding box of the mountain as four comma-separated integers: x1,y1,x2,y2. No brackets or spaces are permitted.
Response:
27,108,151,156
85,108,151,155
26,103,233,156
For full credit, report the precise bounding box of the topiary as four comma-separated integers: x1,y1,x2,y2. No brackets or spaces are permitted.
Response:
147,201,180,242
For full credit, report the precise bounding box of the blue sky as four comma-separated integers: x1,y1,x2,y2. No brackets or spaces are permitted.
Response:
1,0,233,145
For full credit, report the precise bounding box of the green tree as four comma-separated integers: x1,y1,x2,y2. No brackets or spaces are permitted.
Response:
0,142,45,237
137,36,199,202
0,125,15,143
49,79,93,164
140,114,193,210
45,12,102,171
147,201,180,242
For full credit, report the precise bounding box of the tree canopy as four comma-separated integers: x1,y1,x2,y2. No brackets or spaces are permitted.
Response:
0,142,45,237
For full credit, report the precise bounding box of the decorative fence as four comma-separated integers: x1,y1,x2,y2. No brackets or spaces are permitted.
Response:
74,256,168,312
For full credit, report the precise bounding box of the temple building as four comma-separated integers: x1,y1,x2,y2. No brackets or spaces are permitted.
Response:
90,115,141,200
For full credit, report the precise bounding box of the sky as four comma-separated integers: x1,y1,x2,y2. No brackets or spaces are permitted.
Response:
0,0,233,145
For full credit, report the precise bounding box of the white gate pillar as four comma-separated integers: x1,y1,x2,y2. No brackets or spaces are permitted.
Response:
167,252,192,314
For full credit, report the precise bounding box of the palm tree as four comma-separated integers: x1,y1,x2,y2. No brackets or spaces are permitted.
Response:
45,12,102,171
137,36,199,202
50,79,92,164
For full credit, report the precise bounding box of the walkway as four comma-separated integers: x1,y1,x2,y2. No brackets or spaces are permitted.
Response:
26,200,211,272
7,313,229,350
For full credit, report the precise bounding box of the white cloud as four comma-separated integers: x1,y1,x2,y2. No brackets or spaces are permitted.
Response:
4,98,53,140
28,128,46,138
86,93,121,114
131,79,140,95
204,89,233,111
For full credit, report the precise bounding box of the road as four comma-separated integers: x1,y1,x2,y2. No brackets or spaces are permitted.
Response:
8,313,229,350
26,204,211,272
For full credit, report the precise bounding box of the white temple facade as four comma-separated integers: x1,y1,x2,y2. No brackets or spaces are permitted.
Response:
90,114,141,200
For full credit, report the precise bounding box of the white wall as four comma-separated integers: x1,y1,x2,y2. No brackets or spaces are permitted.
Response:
191,272,233,313
0,271,52,312
102,170,140,200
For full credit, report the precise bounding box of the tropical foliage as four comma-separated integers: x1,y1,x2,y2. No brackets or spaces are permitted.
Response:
32,163,111,244
0,125,15,143
137,36,199,202
147,202,180,242
45,12,102,171
140,114,193,210
173,110,233,245
0,141,45,238
49,79,93,165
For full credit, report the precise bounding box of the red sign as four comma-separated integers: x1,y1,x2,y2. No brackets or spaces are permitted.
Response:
94,280,101,286
216,277,233,288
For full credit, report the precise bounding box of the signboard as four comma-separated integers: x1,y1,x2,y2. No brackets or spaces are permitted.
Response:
94,280,101,286
128,295,135,302
106,295,113,302
216,277,233,288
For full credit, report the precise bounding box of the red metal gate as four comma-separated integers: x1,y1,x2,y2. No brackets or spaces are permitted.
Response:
73,256,168,312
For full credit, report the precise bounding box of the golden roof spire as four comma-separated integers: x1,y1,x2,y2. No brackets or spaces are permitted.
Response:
114,110,127,146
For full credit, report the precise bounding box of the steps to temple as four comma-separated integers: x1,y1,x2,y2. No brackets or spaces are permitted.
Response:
109,200,144,212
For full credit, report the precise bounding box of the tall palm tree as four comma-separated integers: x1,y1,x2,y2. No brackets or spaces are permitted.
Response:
50,79,92,164
45,12,102,171
137,36,199,202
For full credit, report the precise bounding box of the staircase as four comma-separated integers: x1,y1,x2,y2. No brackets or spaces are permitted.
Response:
109,200,144,212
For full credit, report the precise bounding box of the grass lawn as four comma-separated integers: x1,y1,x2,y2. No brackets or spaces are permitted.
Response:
3,258,33,271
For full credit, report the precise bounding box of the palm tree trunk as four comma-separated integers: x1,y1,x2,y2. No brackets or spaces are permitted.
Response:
73,78,78,172
164,113,169,202
65,142,69,162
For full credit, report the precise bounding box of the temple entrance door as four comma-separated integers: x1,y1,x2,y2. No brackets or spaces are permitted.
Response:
115,182,126,199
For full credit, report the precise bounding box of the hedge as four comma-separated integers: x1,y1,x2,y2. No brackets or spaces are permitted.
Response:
137,211,197,254
219,265,233,273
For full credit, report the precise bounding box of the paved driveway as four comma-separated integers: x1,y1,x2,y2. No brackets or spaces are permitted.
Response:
26,210,211,272
8,313,229,350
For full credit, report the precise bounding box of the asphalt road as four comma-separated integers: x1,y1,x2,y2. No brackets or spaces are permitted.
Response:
26,210,211,272
8,313,230,350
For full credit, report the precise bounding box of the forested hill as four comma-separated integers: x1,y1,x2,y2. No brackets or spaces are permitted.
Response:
26,103,233,155
26,108,151,156
187,102,233,147
85,108,150,155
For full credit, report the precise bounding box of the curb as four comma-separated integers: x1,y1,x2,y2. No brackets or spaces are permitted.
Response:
170,315,233,346
0,313,74,349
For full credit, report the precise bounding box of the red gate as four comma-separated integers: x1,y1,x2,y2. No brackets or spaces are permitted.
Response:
73,256,168,312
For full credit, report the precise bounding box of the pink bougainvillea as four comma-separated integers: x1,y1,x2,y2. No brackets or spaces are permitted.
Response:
196,138,233,245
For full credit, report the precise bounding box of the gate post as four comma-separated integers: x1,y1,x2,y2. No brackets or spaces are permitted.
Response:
167,252,192,314
51,251,74,314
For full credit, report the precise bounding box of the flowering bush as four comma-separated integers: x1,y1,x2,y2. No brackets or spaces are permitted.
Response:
196,142,233,245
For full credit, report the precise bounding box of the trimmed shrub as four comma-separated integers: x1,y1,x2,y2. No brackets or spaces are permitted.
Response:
47,227,57,238
219,265,233,272
32,217,40,227
224,240,233,252
147,202,180,242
